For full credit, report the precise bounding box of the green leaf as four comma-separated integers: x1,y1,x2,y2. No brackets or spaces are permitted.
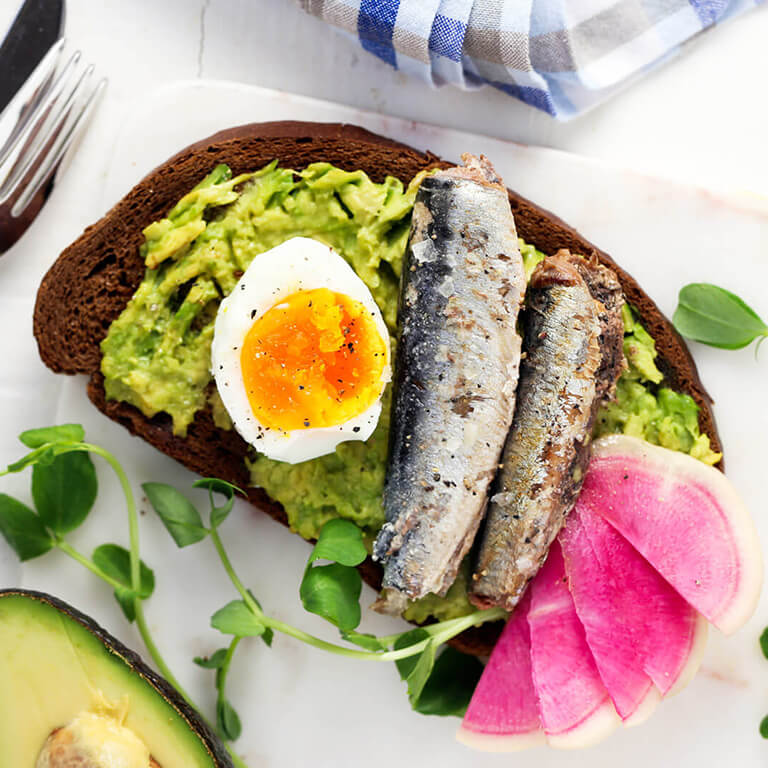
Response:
412,647,484,717
193,478,243,528
760,627,768,660
393,629,436,704
6,446,55,474
211,600,266,638
114,587,139,623
193,478,244,497
407,643,437,703
341,630,387,651
760,715,768,739
194,649,229,669
673,283,768,350
394,629,431,681
143,482,207,547
92,544,155,621
394,634,486,716
19,424,85,448
32,452,97,534
210,638,244,743
3,441,91,476
244,591,273,646
92,544,155,596
216,697,242,742
300,563,361,631
0,494,53,561
309,518,367,567
193,476,236,506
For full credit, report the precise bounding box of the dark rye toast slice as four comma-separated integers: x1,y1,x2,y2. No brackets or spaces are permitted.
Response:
33,121,721,656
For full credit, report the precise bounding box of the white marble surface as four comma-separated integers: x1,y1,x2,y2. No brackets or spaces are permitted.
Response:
1,2,768,766
1,73,768,765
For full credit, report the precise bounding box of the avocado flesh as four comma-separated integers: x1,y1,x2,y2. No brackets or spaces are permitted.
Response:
0,591,229,768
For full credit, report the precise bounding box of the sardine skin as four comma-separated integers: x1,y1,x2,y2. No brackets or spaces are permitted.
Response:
373,156,526,606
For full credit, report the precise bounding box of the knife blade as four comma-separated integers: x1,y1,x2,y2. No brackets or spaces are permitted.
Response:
0,0,65,115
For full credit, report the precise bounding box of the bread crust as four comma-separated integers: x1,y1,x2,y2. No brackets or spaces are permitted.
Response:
34,121,721,655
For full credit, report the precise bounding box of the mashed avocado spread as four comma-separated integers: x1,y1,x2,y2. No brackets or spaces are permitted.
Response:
101,161,721,622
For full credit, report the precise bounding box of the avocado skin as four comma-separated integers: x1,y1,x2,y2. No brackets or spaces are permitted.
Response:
0,588,233,768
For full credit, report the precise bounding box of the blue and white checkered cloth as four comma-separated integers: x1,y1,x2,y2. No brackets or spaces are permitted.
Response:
299,0,763,120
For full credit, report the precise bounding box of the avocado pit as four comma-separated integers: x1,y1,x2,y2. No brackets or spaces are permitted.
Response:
36,712,161,768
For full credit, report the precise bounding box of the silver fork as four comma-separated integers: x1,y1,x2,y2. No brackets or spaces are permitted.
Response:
0,38,106,253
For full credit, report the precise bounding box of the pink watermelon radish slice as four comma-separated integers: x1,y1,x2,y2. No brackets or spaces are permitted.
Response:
527,541,620,749
576,502,709,696
559,513,659,724
621,685,661,727
581,435,762,635
457,592,544,751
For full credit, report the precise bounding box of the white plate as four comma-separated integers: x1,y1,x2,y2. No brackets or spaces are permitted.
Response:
2,80,767,767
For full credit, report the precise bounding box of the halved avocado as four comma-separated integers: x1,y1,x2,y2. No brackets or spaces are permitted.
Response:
0,589,232,768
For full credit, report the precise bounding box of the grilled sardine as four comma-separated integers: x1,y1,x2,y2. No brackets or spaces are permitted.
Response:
372,155,525,611
469,252,624,610
564,250,626,402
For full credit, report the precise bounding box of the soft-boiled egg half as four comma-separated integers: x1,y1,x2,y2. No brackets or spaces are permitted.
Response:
211,237,391,463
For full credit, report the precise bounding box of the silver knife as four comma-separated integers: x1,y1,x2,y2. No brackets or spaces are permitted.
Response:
0,0,65,114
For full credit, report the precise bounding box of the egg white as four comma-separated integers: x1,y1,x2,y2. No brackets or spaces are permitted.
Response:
211,237,391,464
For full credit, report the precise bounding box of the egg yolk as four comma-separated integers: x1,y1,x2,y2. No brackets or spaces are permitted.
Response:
241,287,387,432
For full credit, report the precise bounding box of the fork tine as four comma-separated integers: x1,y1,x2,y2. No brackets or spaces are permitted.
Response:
0,51,85,201
0,37,65,162
11,77,106,218
0,55,91,203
